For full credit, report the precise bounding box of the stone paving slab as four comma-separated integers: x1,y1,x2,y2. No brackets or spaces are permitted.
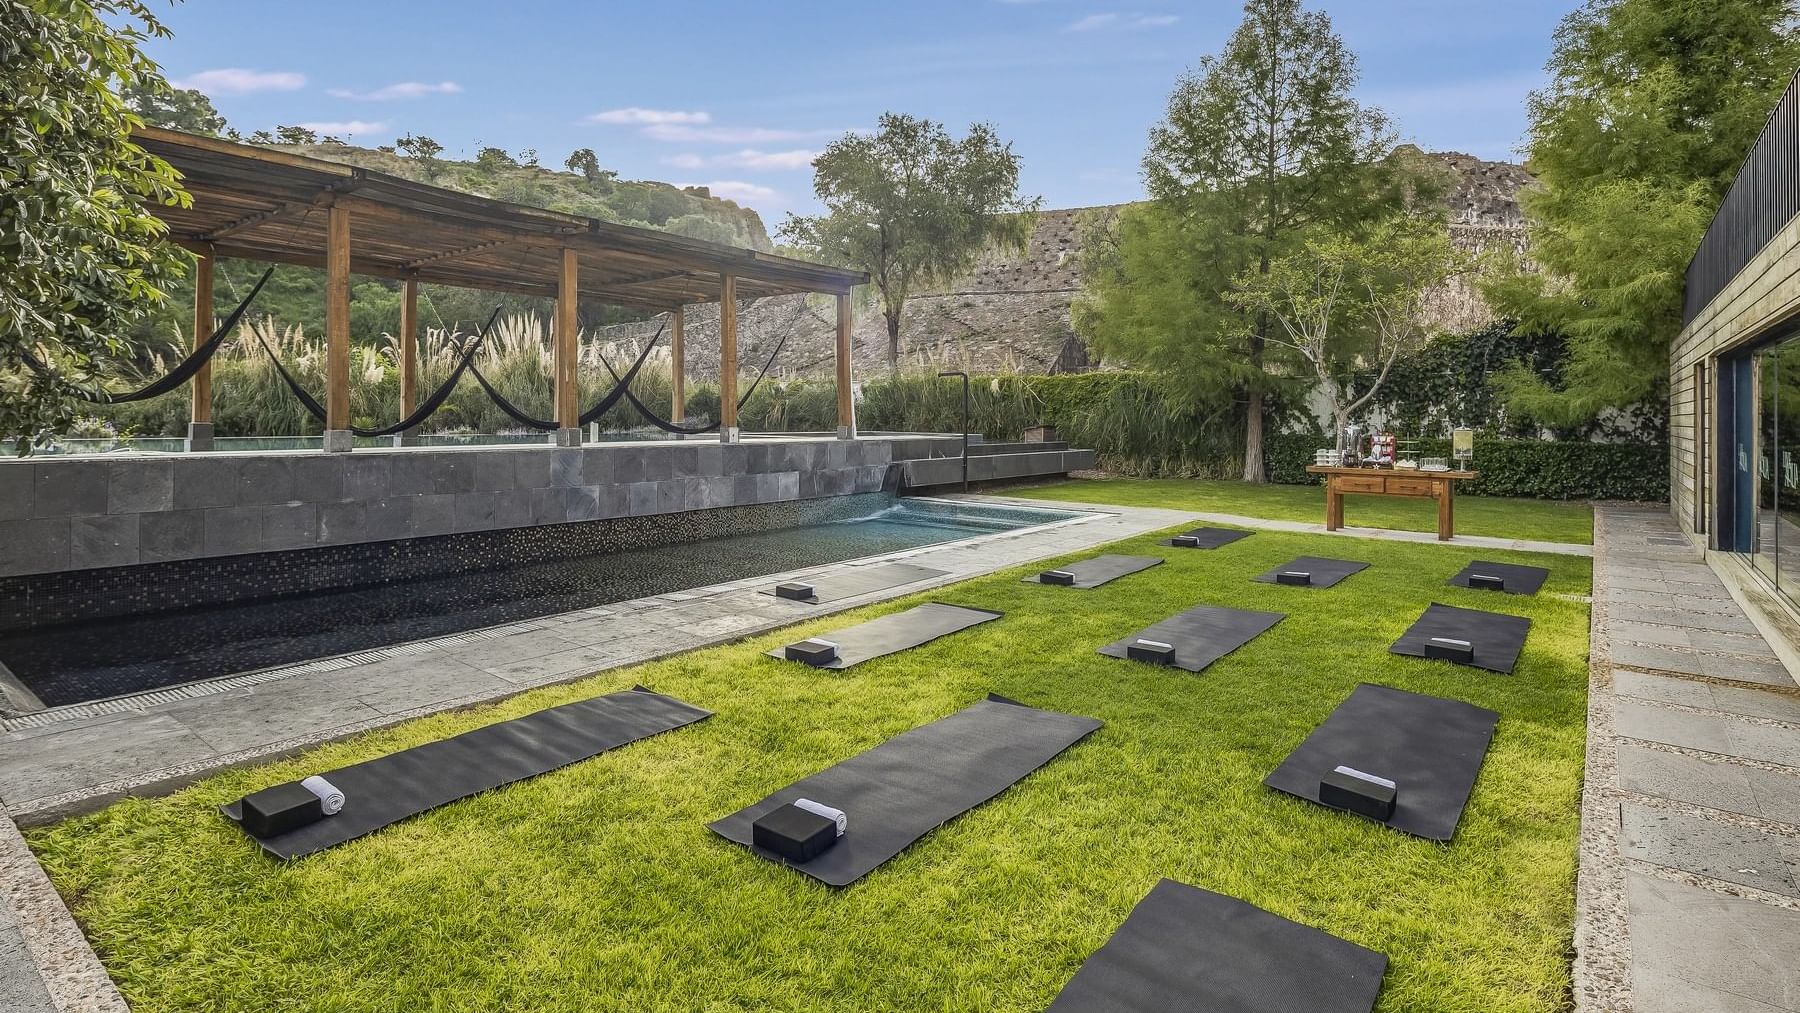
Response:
1608,641,1797,687
1626,872,1800,1013
1607,602,1763,634
1619,744,1800,826
1616,670,1800,723
1621,802,1800,897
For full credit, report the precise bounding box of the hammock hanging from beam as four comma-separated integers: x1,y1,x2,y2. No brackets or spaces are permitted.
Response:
257,307,502,438
21,266,276,404
463,317,669,432
600,317,795,435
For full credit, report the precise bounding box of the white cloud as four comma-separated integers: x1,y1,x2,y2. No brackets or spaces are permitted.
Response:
642,123,838,145
668,148,819,171
721,148,819,170
327,81,461,101
1066,12,1179,31
683,180,779,203
295,120,390,137
172,68,305,95
1067,13,1119,30
587,107,711,125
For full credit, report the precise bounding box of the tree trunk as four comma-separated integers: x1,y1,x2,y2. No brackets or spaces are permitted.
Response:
885,310,902,377
1242,314,1268,483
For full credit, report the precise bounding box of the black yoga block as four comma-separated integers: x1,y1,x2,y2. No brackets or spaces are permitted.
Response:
1319,768,1397,821
1127,639,1176,665
775,582,816,601
1424,637,1475,664
239,782,324,839
1469,573,1506,591
784,639,838,666
1172,535,1200,548
1276,570,1312,586
1041,569,1077,586
753,804,840,862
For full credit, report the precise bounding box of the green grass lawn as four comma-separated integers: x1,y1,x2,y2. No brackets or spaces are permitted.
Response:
29,526,1591,1012
1008,477,1595,545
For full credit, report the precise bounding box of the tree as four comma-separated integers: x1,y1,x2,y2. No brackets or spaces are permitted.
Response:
396,132,444,177
563,147,616,191
1,0,189,447
781,112,1040,374
1077,0,1415,481
274,124,318,145
1488,0,1800,426
120,82,227,135
1231,211,1468,452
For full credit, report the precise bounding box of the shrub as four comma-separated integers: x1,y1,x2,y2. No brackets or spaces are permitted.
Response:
1265,433,1666,501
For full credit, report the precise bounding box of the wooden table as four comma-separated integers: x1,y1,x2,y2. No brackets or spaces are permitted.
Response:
1305,465,1479,541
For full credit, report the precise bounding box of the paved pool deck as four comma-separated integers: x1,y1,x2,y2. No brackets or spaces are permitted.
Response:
1579,504,1800,1013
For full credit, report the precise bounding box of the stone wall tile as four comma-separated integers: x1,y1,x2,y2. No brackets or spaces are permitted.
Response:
70,513,138,569
106,460,172,514
236,457,296,506
34,464,107,517
0,518,71,574
139,509,204,563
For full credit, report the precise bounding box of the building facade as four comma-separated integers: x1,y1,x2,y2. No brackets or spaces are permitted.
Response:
1671,71,1800,663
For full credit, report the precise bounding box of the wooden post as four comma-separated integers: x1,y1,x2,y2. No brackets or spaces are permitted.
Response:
188,244,216,451
324,204,352,450
553,247,581,444
718,275,738,443
670,306,686,423
398,275,419,442
835,291,854,439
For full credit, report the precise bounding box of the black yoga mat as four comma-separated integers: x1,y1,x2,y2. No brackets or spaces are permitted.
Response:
1389,602,1532,674
223,686,712,860
757,562,948,604
1158,527,1252,549
1097,605,1285,673
1046,878,1387,1013
1252,555,1370,589
1448,560,1551,596
709,694,1101,887
1263,683,1499,840
1023,554,1162,589
765,603,1002,670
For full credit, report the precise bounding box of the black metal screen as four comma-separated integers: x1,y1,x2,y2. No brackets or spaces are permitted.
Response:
1686,70,1800,324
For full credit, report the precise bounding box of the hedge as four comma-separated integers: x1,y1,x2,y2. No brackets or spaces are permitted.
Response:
1266,432,1666,501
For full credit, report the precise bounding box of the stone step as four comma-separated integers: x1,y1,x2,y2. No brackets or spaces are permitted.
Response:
901,449,1097,489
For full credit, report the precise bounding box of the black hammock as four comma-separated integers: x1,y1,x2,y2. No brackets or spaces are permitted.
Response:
257,307,502,438
463,317,668,432
600,318,795,435
21,266,276,404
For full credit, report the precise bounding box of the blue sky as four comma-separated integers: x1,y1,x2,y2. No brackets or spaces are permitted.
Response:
141,1,1575,229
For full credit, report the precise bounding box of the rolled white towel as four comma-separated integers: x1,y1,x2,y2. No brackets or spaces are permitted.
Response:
301,775,345,815
793,797,847,836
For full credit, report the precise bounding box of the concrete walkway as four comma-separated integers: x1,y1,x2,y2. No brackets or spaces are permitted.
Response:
1579,504,1800,1012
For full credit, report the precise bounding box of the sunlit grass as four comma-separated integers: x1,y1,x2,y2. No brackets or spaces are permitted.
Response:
1007,477,1596,545
30,525,1590,1012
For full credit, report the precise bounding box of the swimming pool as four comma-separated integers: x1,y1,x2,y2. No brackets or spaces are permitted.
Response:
0,497,1082,709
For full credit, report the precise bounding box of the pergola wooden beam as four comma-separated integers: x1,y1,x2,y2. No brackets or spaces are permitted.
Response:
553,248,580,439
190,244,215,445
325,205,352,445
836,292,854,437
401,235,525,270
719,274,738,443
670,306,685,423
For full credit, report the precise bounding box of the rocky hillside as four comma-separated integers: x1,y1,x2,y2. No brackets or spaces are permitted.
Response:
656,150,1537,383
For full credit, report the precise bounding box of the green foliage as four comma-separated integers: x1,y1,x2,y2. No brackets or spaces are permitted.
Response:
1078,0,1427,481
781,112,1040,373
1490,0,1800,425
120,82,225,136
395,133,443,177
1,0,190,449
274,124,317,144
1230,210,1466,450
1264,431,1666,500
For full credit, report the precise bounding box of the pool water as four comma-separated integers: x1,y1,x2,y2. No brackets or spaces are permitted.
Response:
0,498,1079,708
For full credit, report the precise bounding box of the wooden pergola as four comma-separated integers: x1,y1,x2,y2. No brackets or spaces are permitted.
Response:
134,127,867,449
